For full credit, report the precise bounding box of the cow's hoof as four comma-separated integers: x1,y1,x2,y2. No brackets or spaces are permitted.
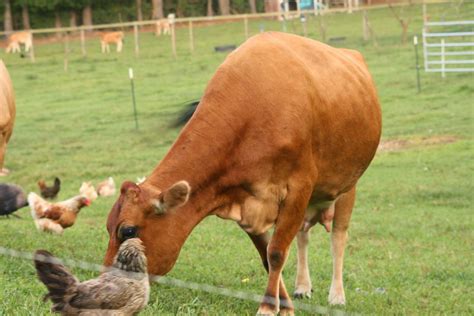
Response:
293,285,312,299
256,304,277,316
279,308,295,316
328,290,346,305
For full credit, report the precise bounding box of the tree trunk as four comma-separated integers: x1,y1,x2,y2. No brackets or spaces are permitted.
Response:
4,0,13,34
55,11,62,39
264,0,278,13
151,0,163,19
69,11,77,28
136,0,143,21
207,0,214,16
82,5,93,31
22,4,30,30
249,0,257,13
218,0,230,15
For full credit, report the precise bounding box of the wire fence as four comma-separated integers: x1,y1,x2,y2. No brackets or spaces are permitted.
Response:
0,245,347,315
0,0,467,65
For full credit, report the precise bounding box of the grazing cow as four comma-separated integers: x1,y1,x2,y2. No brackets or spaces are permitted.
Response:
5,31,32,54
100,31,124,53
155,20,171,36
104,32,382,314
0,60,15,176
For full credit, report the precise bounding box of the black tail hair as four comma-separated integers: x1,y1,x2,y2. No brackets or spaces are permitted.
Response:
172,100,200,127
54,177,61,187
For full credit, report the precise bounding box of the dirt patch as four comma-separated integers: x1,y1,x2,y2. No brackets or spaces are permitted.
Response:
378,135,459,153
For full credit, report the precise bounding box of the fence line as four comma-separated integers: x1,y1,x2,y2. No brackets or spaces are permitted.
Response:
0,245,347,315
0,0,452,37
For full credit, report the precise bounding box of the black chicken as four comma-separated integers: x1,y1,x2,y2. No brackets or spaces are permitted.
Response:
38,177,61,199
0,183,28,218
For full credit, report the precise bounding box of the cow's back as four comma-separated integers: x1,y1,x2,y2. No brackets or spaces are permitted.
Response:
195,32,381,197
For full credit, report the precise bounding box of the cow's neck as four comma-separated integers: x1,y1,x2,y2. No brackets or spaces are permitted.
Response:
144,106,237,274
148,103,238,214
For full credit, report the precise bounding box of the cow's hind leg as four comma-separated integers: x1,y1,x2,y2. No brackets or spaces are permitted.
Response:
293,229,312,299
257,182,312,315
0,133,9,176
246,231,294,315
328,186,356,305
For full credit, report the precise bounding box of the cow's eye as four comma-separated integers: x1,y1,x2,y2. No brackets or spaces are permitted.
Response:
118,226,138,241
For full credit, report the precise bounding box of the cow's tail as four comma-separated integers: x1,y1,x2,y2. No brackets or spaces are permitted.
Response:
173,100,200,127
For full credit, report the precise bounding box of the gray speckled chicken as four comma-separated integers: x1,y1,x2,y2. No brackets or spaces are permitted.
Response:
34,238,149,315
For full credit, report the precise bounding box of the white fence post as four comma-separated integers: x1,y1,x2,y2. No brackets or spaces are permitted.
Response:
80,29,86,57
134,23,139,57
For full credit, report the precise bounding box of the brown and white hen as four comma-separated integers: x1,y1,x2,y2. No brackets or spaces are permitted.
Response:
28,192,90,234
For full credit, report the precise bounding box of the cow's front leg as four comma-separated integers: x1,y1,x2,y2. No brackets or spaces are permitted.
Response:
246,231,293,314
328,186,356,305
294,229,312,299
257,182,312,316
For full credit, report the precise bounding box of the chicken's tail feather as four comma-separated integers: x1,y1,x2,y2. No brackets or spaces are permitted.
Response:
54,177,61,188
34,250,78,312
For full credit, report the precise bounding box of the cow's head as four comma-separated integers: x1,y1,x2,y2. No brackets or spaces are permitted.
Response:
104,180,191,275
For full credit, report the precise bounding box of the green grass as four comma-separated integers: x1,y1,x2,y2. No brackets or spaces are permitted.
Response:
1,3,473,315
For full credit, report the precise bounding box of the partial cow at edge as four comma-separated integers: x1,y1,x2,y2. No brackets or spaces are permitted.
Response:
0,60,15,176
104,32,382,315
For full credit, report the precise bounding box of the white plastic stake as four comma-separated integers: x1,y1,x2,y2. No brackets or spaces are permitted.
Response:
129,67,134,79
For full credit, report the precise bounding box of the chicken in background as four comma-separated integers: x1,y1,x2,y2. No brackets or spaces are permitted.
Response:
0,183,28,218
96,177,115,197
28,192,90,234
34,238,149,315
79,182,98,202
38,177,61,199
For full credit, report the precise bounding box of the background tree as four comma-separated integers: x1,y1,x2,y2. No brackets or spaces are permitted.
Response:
218,0,229,15
4,0,13,33
249,0,257,14
21,1,30,29
82,1,93,31
136,0,143,22
151,0,163,19
207,0,213,16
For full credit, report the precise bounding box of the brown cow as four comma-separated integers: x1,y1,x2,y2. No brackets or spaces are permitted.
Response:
105,32,382,314
100,31,124,53
5,31,32,54
0,60,15,176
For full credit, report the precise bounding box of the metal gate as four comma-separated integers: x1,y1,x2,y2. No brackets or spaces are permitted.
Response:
422,20,474,77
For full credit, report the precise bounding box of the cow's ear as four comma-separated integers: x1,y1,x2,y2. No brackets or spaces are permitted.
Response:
152,181,190,214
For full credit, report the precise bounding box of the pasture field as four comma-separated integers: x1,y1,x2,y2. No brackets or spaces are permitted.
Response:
0,4,473,315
